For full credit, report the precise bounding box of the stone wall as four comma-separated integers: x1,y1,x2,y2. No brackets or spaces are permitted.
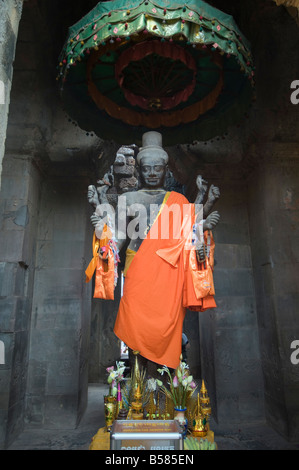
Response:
0,152,41,448
248,144,299,441
25,163,92,428
198,176,264,425
0,0,23,190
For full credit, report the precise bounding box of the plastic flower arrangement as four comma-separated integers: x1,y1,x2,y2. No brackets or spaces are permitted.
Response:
157,360,197,409
106,361,126,397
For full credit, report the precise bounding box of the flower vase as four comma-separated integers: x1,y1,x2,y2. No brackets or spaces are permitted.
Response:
174,407,188,437
104,395,116,432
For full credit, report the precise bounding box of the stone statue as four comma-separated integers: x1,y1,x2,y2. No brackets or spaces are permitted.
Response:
87,131,220,376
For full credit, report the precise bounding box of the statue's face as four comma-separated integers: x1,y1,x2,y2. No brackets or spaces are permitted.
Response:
139,155,167,189
114,146,136,176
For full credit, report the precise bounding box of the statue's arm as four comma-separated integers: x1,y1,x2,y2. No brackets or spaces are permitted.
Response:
194,175,208,205
193,176,220,262
203,184,220,217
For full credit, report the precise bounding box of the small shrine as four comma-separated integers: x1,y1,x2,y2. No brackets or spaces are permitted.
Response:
89,354,217,451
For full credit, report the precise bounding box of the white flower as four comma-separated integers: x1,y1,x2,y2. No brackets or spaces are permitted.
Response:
147,378,157,392
157,365,168,376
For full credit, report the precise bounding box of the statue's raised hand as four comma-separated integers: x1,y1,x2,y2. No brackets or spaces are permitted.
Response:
88,185,99,209
97,182,110,205
195,175,208,204
203,211,220,231
207,185,220,204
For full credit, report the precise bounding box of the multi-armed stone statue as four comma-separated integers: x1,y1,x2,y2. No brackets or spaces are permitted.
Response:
87,131,220,376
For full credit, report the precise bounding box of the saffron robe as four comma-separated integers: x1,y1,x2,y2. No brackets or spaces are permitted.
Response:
114,191,216,369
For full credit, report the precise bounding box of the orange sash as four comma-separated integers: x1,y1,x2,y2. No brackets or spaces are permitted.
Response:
85,225,115,300
183,231,217,312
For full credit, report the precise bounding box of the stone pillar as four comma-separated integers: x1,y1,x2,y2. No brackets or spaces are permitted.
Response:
0,152,41,449
199,177,264,426
0,0,23,189
25,166,92,429
248,142,299,441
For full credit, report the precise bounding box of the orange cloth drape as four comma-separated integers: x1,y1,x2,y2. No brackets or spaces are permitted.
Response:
85,225,115,300
114,191,216,369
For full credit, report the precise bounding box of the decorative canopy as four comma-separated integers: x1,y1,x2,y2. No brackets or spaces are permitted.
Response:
58,0,255,146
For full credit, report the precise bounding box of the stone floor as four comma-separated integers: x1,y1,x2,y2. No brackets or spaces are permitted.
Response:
7,384,299,451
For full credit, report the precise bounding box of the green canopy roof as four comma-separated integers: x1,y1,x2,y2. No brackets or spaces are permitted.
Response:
58,0,255,146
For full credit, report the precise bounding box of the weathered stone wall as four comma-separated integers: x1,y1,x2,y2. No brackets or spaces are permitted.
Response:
197,175,264,425
0,153,42,448
25,163,92,428
248,145,299,441
0,0,23,190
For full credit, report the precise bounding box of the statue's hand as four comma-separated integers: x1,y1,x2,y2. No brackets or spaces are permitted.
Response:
196,175,208,193
207,185,220,203
88,185,99,208
90,212,101,228
97,183,110,204
203,211,220,231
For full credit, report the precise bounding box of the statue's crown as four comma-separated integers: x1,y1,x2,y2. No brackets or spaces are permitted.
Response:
137,131,168,165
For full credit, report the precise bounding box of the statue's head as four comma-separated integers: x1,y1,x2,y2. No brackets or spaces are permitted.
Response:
137,132,168,189
114,144,138,177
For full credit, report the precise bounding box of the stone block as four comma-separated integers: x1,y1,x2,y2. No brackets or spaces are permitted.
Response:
261,264,276,296
215,327,262,390
46,357,79,396
215,243,252,269
26,360,47,396
32,268,85,305
213,268,255,297
238,391,265,422
0,296,23,332
272,262,299,294
52,211,86,242
0,409,7,449
36,240,86,269
28,327,79,365
216,392,240,424
276,293,299,328
0,369,11,409
5,399,24,448
0,172,30,200
250,236,272,268
214,296,257,329
32,297,81,331
255,293,276,330
24,395,45,426
213,222,250,245
43,394,78,429
15,296,31,333
264,393,289,439
1,155,26,178
0,262,17,297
